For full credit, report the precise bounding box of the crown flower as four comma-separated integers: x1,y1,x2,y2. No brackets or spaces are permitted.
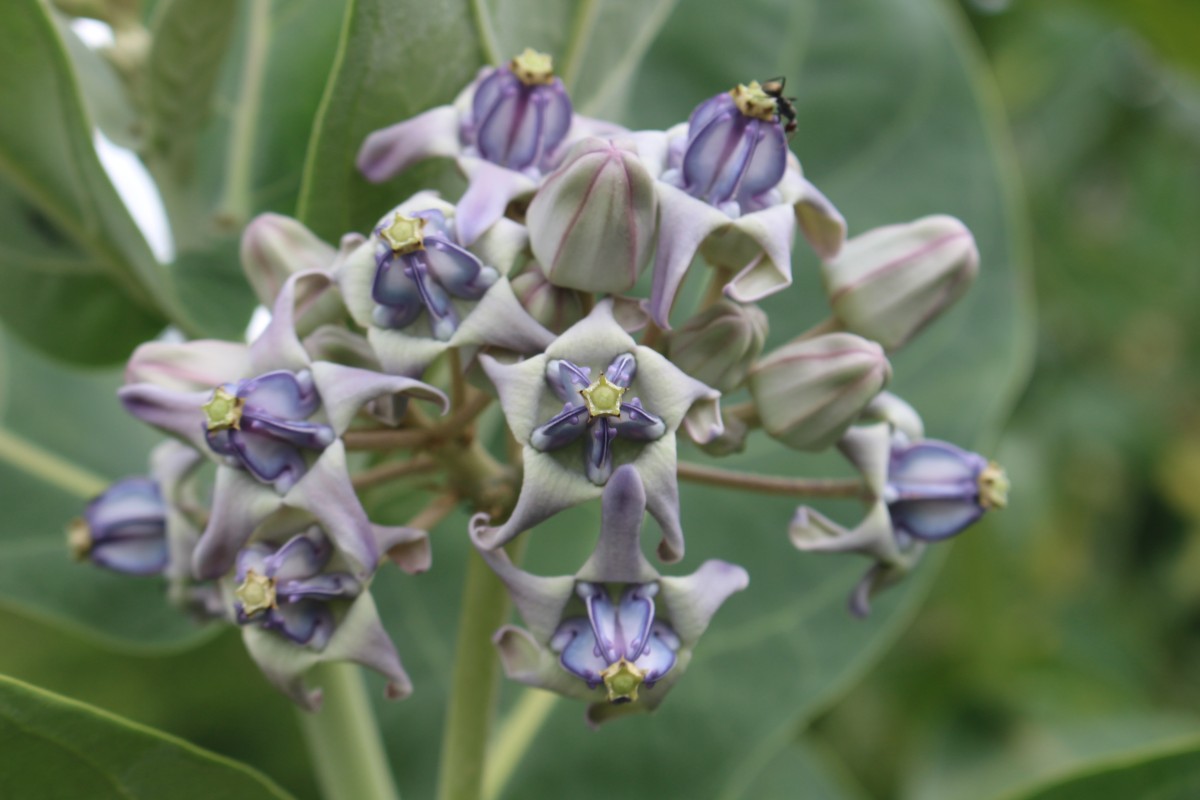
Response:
473,465,747,725
471,299,722,562
119,271,447,579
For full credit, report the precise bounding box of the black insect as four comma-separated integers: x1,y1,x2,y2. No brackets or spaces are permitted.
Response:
761,76,797,136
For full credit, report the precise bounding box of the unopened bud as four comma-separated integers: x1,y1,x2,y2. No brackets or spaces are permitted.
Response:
240,214,336,306
748,333,890,451
527,138,657,294
510,263,586,333
665,300,767,392
823,215,979,350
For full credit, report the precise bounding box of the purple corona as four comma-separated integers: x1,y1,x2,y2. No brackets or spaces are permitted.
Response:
466,49,573,172
203,369,335,494
69,477,168,576
886,439,1009,543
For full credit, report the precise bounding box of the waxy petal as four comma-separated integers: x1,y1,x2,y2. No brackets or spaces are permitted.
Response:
124,340,250,393
356,104,462,182
454,158,538,246
552,618,607,686
309,361,447,436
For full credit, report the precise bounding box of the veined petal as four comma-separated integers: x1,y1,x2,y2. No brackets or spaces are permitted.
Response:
657,559,749,646
552,617,607,687
309,361,447,436
194,468,282,579
454,157,537,246
648,184,729,328
284,442,379,579
613,399,666,441
356,105,463,182
583,417,618,485
250,271,329,375
124,339,250,393
546,359,592,402
530,403,589,452
580,582,621,663
424,239,498,299
633,620,679,684
617,584,657,659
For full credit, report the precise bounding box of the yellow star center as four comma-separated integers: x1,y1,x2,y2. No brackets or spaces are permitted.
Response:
601,658,646,704
202,387,244,432
579,374,626,420
66,518,92,561
236,569,277,617
380,214,427,254
978,461,1009,510
730,80,778,122
510,48,555,85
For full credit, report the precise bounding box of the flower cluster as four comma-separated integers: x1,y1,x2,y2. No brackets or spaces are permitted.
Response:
73,49,1006,723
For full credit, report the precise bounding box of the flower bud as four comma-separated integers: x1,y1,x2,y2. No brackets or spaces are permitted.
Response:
822,215,979,350
469,49,573,171
665,299,767,392
526,138,658,294
748,333,890,451
240,214,336,307
510,263,586,333
68,477,168,576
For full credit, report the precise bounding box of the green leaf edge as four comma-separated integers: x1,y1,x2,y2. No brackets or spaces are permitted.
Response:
990,735,1200,800
0,672,296,799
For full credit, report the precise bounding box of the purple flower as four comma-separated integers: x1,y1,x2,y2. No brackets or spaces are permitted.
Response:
69,476,168,576
790,405,1008,617
228,522,431,710
120,271,447,579
335,194,554,378
472,299,723,563
356,50,620,246
473,465,748,725
530,354,667,486
630,81,847,328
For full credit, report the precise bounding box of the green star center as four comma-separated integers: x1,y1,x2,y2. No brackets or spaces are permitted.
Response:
978,461,1009,510
510,47,555,85
203,387,244,431
579,374,626,419
601,658,645,704
236,569,277,617
380,214,426,254
730,80,778,122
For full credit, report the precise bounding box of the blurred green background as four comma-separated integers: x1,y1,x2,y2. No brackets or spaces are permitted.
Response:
0,0,1197,797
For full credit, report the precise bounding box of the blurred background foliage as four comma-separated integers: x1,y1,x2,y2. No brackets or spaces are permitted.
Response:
0,0,1195,797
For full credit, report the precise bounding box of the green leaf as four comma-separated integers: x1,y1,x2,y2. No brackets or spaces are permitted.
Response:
297,0,484,240
995,737,1200,800
0,0,169,364
144,0,239,184
0,673,294,799
0,327,213,651
171,236,257,341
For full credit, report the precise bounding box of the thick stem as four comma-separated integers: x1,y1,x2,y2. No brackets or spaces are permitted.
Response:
436,537,528,800
481,689,559,800
677,461,865,498
297,663,400,800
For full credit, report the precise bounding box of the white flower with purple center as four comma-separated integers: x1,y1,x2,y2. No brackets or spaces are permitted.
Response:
631,80,847,327
335,192,554,378
227,522,430,710
356,49,621,247
474,466,748,725
473,299,723,563
530,353,667,486
790,400,1008,616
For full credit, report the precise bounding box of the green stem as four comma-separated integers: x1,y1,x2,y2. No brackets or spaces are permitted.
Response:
297,663,400,800
436,538,528,800
481,689,558,800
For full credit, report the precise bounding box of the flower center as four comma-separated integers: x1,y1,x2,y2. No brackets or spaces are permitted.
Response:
579,374,626,419
730,81,778,122
601,657,646,704
203,387,244,431
978,461,1009,509
380,213,427,255
236,569,277,617
510,47,555,85
66,517,92,561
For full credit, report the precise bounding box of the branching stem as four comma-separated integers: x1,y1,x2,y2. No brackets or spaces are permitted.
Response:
677,461,865,498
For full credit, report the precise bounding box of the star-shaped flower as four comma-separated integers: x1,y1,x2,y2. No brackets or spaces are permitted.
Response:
473,299,722,562
473,465,748,725
119,271,447,579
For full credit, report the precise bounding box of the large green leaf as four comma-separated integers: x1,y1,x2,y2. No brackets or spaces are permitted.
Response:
296,0,485,240
0,673,294,799
0,0,169,364
367,0,1029,796
0,327,213,651
994,737,1200,800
